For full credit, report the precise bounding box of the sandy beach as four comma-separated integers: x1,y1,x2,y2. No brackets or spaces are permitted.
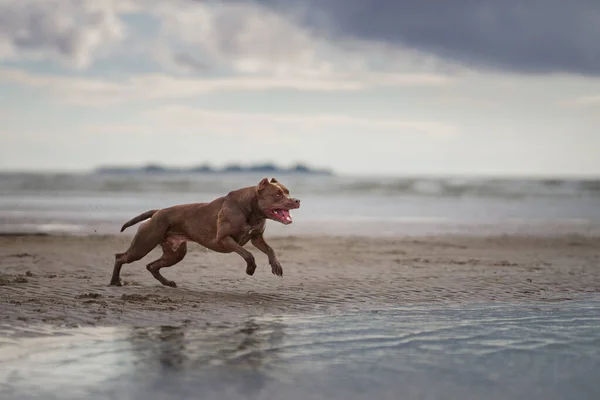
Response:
1,233,599,328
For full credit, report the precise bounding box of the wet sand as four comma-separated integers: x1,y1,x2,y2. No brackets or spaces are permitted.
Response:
1,233,599,328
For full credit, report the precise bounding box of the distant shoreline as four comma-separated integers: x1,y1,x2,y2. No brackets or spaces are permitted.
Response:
93,162,333,176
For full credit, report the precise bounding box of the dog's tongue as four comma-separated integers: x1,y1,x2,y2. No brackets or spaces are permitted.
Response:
281,209,292,222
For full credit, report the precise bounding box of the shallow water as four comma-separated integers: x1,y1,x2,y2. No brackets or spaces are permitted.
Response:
2,298,600,400
1,172,600,236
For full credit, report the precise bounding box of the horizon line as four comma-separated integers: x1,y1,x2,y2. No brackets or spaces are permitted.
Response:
0,167,599,181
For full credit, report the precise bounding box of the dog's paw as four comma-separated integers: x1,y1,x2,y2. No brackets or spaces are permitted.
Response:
109,280,122,287
164,280,177,288
246,262,257,276
271,261,283,277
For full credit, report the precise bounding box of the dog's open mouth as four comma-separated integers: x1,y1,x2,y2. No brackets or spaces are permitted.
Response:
268,209,293,224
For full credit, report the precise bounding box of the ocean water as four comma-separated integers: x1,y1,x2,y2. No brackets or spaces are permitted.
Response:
1,298,600,400
1,172,599,236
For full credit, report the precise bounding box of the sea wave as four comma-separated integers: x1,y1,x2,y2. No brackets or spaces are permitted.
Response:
1,172,598,200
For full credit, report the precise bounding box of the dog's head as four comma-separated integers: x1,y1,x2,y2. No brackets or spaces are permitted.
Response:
256,177,300,225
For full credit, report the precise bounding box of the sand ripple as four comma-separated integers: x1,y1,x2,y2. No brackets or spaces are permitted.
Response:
1,234,599,327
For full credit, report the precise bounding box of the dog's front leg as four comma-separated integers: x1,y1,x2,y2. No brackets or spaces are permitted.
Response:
251,234,283,277
219,236,258,276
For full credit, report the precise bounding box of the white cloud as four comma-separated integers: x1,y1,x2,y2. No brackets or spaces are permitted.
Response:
0,67,454,105
563,95,600,108
0,0,136,68
149,0,464,78
89,105,458,138
149,0,336,77
0,0,461,83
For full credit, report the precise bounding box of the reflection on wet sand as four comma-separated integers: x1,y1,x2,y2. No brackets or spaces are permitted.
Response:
128,325,187,371
1,299,600,400
126,318,286,367
122,318,287,397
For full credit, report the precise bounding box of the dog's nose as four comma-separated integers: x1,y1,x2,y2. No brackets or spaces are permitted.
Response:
293,198,300,206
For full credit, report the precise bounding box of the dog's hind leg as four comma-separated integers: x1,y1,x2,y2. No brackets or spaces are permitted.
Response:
110,221,165,286
146,241,187,288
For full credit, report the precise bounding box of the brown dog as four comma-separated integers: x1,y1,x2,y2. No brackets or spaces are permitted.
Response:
109,177,300,287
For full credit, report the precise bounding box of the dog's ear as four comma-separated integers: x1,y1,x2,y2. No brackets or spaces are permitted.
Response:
257,177,270,192
270,178,278,183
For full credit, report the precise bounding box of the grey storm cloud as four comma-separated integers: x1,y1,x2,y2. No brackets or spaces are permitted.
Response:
243,0,600,75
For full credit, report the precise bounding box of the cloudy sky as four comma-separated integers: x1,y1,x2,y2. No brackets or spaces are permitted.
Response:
0,0,599,177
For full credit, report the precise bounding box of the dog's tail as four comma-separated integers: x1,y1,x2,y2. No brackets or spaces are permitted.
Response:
120,209,159,232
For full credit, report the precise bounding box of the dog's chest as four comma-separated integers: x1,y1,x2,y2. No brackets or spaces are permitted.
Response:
238,219,265,242
245,220,265,235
